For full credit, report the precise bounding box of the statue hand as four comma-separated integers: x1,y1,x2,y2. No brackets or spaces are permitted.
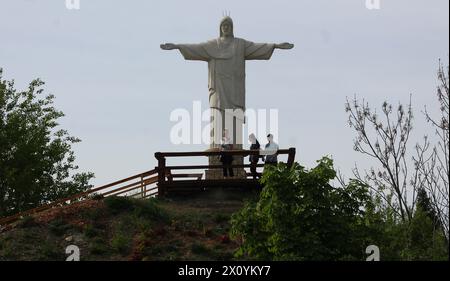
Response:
160,43,178,50
276,42,294,50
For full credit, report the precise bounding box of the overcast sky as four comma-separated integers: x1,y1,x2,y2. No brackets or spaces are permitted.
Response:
1,0,448,186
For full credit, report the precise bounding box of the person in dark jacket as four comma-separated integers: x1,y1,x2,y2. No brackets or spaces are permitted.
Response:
248,133,262,179
220,131,234,178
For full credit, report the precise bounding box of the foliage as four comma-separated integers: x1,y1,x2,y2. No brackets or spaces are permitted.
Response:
191,242,211,255
231,158,375,260
133,198,169,222
0,68,94,216
16,215,38,228
371,203,448,261
48,218,72,236
230,158,449,261
414,60,449,240
111,232,131,255
345,61,449,240
104,196,135,214
345,96,414,221
104,196,168,222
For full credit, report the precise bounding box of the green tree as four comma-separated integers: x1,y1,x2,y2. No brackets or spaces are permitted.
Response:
0,68,94,216
230,158,448,261
230,158,376,261
362,192,448,261
345,61,449,241
416,187,439,228
404,206,448,260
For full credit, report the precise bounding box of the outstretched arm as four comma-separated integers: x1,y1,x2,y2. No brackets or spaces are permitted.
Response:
160,43,180,50
160,42,210,61
245,40,294,60
274,42,294,50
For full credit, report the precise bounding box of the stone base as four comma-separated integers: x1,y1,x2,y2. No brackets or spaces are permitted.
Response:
205,154,247,180
205,169,247,180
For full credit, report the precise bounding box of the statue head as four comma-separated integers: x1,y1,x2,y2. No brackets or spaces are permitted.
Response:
220,16,234,38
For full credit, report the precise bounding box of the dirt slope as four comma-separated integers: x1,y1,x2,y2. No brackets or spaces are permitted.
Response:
0,189,257,261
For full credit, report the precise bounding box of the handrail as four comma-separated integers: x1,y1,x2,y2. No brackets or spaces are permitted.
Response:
0,169,159,226
0,148,296,226
154,148,296,196
155,148,294,158
165,164,265,170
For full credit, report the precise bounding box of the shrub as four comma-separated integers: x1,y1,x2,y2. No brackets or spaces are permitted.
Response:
48,218,71,236
17,216,38,228
230,158,374,261
213,213,230,224
230,157,449,261
111,233,131,255
134,199,168,222
191,242,210,255
104,196,134,214
84,224,102,238
40,241,62,260
0,69,94,217
90,237,109,255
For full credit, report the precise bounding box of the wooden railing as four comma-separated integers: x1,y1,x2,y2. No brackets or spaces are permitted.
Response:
0,169,159,226
0,147,296,226
155,148,296,195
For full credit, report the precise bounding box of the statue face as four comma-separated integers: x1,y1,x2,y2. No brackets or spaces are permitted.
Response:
221,22,233,37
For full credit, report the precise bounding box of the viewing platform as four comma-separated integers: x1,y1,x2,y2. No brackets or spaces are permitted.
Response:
155,148,296,196
0,148,295,226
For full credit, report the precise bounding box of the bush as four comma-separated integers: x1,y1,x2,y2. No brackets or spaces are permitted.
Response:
111,233,131,255
230,158,376,261
134,199,169,222
0,69,94,217
230,158,449,261
104,196,134,214
81,206,106,221
48,218,71,236
191,242,210,255
213,213,230,224
17,216,38,228
405,208,448,260
90,237,109,255
40,241,62,260
375,206,449,260
84,224,103,238
104,196,168,222
90,193,104,201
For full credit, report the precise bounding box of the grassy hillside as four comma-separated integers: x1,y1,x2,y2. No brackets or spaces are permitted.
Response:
0,189,257,261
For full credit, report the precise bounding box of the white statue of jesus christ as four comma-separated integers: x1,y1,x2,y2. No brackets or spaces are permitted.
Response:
161,16,294,146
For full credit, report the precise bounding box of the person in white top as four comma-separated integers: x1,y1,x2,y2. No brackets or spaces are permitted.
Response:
264,134,279,165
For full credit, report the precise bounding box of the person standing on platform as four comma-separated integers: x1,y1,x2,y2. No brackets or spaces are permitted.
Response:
220,130,234,178
264,133,279,166
248,133,262,179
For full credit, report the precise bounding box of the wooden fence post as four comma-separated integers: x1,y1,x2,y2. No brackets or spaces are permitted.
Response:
287,147,296,167
155,152,166,196
140,175,144,198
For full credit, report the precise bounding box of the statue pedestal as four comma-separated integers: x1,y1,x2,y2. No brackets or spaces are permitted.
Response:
205,108,246,179
205,144,247,180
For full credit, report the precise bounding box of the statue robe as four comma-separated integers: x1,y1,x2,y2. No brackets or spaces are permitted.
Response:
177,38,276,113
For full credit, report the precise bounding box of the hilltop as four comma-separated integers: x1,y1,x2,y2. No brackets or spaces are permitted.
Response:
0,189,257,261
